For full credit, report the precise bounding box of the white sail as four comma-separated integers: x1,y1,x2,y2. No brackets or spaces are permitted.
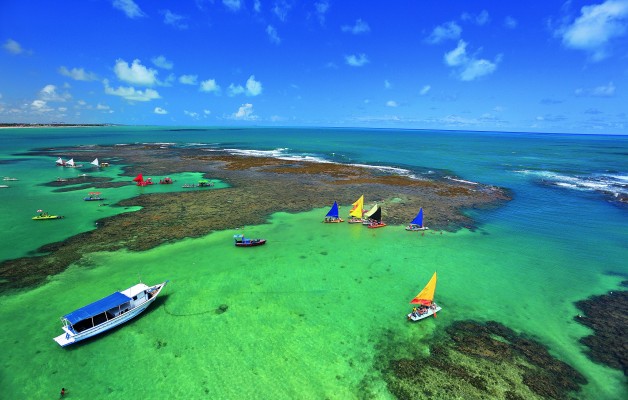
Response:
56,157,64,165
66,158,75,167
91,158,99,167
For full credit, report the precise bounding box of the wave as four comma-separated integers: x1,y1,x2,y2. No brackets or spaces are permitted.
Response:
514,169,628,202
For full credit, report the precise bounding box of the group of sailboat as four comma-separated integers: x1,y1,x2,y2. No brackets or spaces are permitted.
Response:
325,195,428,230
56,157,106,168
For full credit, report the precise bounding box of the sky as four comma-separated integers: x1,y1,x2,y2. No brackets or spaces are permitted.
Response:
1,0,627,134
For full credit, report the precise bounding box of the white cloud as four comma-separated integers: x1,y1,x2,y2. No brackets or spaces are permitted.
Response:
58,66,98,81
254,0,261,13
200,79,221,93
179,75,198,85
420,85,431,95
444,40,468,66
114,59,159,86
386,100,398,107
113,0,145,19
223,0,241,12
3,39,25,54
342,19,370,34
96,103,111,111
426,21,461,44
575,82,616,97
267,25,281,44
154,107,168,114
559,0,628,61
104,80,161,101
152,55,173,70
444,40,499,81
461,10,490,26
184,110,199,118
345,53,369,67
231,103,257,120
31,100,52,112
246,75,263,96
204,109,211,115
228,84,245,97
315,1,330,25
273,1,291,21
504,16,518,29
39,85,71,102
162,10,188,29
384,80,392,89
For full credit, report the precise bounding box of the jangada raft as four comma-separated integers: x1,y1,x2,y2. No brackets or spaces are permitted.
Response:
323,201,344,223
405,208,429,231
53,280,168,347
32,210,64,220
234,234,266,247
407,272,442,322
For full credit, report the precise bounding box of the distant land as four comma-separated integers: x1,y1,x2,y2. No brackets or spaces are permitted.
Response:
0,123,112,128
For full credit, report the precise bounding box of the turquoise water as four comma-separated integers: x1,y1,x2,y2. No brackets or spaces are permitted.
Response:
0,127,626,399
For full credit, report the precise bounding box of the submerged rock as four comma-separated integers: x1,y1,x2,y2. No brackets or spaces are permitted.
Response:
379,320,586,400
574,283,628,376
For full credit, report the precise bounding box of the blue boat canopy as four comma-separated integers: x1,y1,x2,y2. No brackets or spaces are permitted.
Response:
64,292,132,325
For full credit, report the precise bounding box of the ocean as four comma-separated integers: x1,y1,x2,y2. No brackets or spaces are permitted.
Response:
0,126,626,399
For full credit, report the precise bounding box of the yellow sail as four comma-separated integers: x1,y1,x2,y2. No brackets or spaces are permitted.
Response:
349,195,364,218
410,272,437,305
363,203,378,218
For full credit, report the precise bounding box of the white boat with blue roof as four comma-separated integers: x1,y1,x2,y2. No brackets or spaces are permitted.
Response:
53,280,168,347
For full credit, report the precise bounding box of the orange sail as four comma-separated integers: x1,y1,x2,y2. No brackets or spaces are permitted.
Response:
410,272,437,306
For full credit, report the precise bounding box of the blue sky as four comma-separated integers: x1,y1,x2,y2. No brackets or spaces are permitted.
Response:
1,0,627,134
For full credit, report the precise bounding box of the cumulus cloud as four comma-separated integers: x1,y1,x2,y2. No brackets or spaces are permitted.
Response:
558,0,628,61
420,85,431,95
184,110,199,118
152,55,173,70
104,79,161,101
162,10,188,29
113,0,145,19
96,103,111,111
575,82,616,97
386,100,398,107
39,85,71,102
179,74,198,85
345,53,369,67
444,40,499,81
223,0,241,12
342,19,370,34
426,21,461,44
200,79,220,93
228,75,263,97
58,66,97,81
31,99,53,112
3,39,26,54
154,107,168,114
267,25,281,44
114,59,159,86
273,1,291,21
231,103,257,120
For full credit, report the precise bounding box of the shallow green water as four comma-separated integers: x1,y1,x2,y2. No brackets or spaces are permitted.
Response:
0,207,624,399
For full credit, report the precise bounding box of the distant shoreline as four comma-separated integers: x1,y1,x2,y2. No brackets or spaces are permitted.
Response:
0,123,112,129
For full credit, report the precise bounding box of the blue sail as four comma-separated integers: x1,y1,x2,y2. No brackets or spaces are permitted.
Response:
410,208,424,226
326,201,340,218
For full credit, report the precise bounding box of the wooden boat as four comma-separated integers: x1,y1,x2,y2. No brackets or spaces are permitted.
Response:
406,208,429,231
53,280,168,347
84,192,105,201
348,195,365,223
323,201,344,223
367,206,386,228
407,272,442,322
234,234,266,247
32,210,64,220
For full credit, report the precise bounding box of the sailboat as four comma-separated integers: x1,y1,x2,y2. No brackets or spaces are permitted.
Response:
64,158,83,168
133,174,153,186
348,195,364,223
56,157,66,166
367,206,386,228
91,158,100,167
323,201,344,223
407,272,442,321
406,208,429,231
362,203,379,225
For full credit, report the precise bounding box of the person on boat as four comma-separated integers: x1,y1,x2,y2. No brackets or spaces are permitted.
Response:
60,387,66,397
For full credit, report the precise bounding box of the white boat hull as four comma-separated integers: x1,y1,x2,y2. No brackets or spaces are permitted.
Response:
407,305,442,322
53,281,167,347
